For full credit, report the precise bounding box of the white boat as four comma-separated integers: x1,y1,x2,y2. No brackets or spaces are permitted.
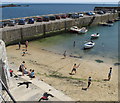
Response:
84,41,95,49
91,33,100,38
70,26,88,34
78,27,88,33
99,22,113,26
70,26,80,33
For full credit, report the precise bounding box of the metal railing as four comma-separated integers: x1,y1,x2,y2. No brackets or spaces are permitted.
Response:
0,79,16,103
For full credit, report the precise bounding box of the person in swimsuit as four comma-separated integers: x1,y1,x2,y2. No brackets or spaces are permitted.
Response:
25,40,28,51
71,63,80,74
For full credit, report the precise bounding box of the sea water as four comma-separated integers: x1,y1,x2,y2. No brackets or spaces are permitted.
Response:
35,21,119,64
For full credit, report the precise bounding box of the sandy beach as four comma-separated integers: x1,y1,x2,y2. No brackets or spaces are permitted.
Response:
6,41,118,101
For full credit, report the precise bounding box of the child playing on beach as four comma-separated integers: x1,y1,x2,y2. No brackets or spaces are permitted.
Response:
29,70,35,79
87,77,92,89
108,67,112,81
70,63,80,74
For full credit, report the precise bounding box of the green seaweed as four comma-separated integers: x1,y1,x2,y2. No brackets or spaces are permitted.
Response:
48,73,101,82
114,62,120,66
95,59,104,63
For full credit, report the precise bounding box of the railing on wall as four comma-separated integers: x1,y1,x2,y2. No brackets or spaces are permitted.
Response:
0,79,16,103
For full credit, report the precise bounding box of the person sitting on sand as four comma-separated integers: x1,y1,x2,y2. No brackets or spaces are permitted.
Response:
24,68,29,74
22,50,26,56
29,70,35,79
70,63,80,74
9,69,13,77
38,89,54,102
87,77,92,89
27,69,32,76
108,67,112,81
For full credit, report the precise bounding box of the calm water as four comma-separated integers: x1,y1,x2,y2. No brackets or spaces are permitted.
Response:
34,21,118,62
1,3,118,20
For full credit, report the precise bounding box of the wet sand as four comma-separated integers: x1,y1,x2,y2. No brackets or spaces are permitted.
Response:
6,42,118,101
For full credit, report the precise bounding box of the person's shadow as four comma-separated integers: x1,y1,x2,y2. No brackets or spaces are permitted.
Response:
69,73,74,75
103,79,109,81
82,88,87,91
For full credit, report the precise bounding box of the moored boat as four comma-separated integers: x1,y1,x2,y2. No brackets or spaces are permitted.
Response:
91,33,100,38
70,26,88,33
99,22,113,26
78,27,88,34
84,41,95,49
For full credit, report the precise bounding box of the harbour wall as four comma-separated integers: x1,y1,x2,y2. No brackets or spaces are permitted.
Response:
1,12,119,45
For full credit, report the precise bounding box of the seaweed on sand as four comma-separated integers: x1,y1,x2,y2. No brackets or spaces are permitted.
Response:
95,59,104,63
114,62,120,66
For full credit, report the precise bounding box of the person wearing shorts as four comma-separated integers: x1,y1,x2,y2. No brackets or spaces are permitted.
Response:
71,63,80,74
87,77,92,89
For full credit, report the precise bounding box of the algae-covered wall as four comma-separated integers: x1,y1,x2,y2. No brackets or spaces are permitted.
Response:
1,13,119,45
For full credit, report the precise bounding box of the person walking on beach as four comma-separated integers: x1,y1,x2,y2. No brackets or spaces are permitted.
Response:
63,50,67,58
108,67,112,81
18,41,21,50
87,77,92,89
25,40,28,51
38,89,54,102
70,63,80,75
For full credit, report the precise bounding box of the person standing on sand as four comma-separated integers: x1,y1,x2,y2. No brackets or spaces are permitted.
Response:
73,41,75,47
25,40,28,51
108,67,112,81
63,50,67,58
18,42,21,50
19,61,26,76
87,77,92,89
70,63,80,74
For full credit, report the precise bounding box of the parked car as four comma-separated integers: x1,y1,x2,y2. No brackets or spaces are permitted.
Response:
49,16,56,20
0,22,7,28
55,15,61,19
61,14,67,19
66,13,72,18
79,13,84,17
27,18,34,24
43,16,49,21
86,12,95,16
18,19,25,25
97,11,104,14
36,17,43,22
7,20,16,26
71,14,79,18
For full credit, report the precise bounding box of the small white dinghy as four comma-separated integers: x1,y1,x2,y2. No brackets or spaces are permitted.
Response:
91,33,100,38
84,41,95,49
78,27,88,34
70,26,88,34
